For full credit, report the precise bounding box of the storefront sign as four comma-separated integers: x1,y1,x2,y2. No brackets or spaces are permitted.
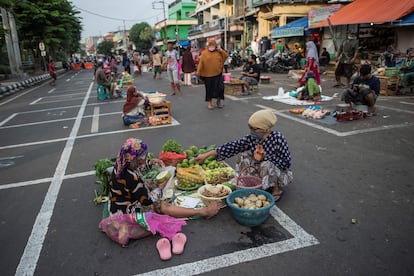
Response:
308,4,342,28
271,27,304,38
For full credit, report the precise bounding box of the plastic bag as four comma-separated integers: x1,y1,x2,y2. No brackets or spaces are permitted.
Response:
99,213,151,247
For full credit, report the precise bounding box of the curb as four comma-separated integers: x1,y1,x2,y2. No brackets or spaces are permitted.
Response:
0,69,65,98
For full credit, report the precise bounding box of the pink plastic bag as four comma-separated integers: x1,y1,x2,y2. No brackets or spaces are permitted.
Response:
99,213,151,247
99,212,187,247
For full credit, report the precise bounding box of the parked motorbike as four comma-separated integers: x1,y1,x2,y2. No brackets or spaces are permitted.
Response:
269,51,301,73
229,50,244,68
259,49,277,73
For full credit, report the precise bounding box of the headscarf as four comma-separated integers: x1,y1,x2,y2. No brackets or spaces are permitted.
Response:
114,138,148,178
306,41,319,64
248,109,277,131
123,86,140,114
207,39,217,51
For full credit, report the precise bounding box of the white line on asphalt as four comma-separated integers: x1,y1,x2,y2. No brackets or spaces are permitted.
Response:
0,155,24,160
47,88,56,94
0,113,17,126
0,170,95,190
0,82,49,107
33,96,86,105
66,78,71,82
0,118,180,150
399,101,414,106
137,206,319,276
256,104,414,137
15,82,93,276
91,106,100,133
0,112,121,130
29,98,42,105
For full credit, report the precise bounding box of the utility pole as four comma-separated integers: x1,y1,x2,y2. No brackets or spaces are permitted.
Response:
152,1,167,43
123,20,127,51
224,0,227,51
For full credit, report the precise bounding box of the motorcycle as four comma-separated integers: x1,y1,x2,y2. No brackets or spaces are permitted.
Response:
229,50,244,68
269,51,301,73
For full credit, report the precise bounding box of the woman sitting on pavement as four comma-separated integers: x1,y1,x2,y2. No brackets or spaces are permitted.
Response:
195,109,292,202
341,64,380,116
109,138,220,217
122,86,148,128
297,71,321,101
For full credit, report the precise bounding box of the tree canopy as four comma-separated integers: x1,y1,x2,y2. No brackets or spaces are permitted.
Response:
129,22,154,51
1,0,82,69
96,40,114,56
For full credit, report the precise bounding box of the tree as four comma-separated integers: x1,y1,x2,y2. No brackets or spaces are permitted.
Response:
7,0,82,71
96,40,114,56
129,22,154,51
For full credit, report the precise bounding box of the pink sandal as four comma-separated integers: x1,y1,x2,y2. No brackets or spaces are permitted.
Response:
156,238,172,260
172,232,187,255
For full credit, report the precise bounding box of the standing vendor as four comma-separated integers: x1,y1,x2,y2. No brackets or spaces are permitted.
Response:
195,109,292,202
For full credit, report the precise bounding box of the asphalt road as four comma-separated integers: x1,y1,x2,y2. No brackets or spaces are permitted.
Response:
0,68,413,276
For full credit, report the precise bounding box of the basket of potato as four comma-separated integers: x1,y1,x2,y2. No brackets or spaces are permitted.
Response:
226,189,275,226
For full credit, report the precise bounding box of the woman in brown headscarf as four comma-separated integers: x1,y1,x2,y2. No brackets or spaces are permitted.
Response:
196,40,228,109
195,109,293,202
122,86,147,127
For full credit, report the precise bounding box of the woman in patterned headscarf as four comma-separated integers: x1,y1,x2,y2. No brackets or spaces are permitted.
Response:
195,109,292,202
110,138,220,217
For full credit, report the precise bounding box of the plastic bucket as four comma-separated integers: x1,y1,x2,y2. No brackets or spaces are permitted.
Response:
223,73,231,82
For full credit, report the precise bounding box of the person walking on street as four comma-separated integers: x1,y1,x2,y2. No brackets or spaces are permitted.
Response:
48,59,57,86
181,46,195,86
165,41,182,96
151,47,162,79
334,29,359,88
196,40,228,109
299,40,320,86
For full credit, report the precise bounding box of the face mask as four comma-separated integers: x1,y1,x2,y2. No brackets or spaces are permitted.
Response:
250,131,263,140
208,46,216,52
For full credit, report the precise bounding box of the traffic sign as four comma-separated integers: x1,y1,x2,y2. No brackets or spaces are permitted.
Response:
41,51,46,57
39,42,45,51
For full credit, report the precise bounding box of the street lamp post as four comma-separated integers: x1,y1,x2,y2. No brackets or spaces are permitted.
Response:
152,1,167,43
224,0,227,51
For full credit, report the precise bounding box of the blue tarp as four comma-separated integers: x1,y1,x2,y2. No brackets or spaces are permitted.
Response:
397,12,414,26
271,16,308,38
179,40,190,47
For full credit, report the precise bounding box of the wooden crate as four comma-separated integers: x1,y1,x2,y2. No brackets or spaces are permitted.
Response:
224,79,245,96
378,76,399,96
147,101,172,126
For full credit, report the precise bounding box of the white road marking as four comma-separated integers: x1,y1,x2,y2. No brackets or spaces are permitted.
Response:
0,170,95,191
29,98,42,105
32,96,86,105
91,106,100,133
137,206,319,276
0,113,17,126
15,82,93,276
0,112,121,130
66,78,71,82
399,101,414,106
0,118,180,150
0,82,49,107
0,155,24,160
256,104,414,137
47,88,56,94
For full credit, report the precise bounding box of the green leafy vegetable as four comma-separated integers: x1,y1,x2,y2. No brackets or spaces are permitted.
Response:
93,158,114,204
162,139,184,154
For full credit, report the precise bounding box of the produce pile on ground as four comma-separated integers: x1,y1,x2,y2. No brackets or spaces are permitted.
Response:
232,193,271,210
174,145,214,190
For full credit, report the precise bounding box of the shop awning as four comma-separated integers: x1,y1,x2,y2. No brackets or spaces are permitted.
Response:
271,16,308,38
396,12,414,26
179,40,190,47
313,0,414,27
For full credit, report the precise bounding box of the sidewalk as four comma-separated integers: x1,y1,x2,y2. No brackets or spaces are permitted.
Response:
0,70,65,98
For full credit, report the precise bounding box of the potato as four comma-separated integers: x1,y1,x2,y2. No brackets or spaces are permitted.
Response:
247,194,257,202
235,197,244,206
257,194,266,201
255,200,263,208
263,201,270,207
